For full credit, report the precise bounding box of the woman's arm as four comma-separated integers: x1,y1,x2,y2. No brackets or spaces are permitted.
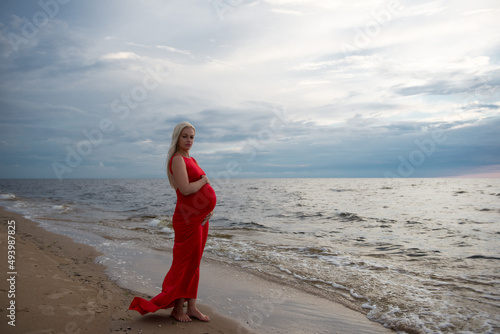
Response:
171,155,209,196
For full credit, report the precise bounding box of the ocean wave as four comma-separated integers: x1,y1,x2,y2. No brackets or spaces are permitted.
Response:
228,221,269,230
147,217,172,230
406,220,422,225
466,255,500,260
0,193,16,200
296,246,334,255
13,200,30,209
330,188,352,192
51,204,73,213
159,227,173,234
296,212,323,219
335,211,365,222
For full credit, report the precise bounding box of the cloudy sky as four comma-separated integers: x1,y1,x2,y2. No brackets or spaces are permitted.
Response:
0,0,499,179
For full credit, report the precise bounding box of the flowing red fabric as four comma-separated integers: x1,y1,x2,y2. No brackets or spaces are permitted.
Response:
129,155,216,315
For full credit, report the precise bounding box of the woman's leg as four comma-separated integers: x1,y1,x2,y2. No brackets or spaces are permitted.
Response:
186,298,210,322
171,298,192,322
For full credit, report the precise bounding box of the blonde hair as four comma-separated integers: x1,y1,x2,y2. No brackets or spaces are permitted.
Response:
166,122,196,188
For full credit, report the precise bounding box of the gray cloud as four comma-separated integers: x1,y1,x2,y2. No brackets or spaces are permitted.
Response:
0,0,499,179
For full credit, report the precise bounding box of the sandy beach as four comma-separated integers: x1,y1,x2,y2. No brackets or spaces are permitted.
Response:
0,207,394,333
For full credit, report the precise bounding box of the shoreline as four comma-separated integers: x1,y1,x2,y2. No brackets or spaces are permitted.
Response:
0,206,394,333
0,207,251,334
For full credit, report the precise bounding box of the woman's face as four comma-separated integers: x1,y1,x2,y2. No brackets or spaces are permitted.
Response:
177,127,195,152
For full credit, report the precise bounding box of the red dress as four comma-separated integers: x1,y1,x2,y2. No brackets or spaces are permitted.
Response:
129,155,217,315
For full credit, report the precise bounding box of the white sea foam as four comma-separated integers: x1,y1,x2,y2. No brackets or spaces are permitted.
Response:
148,219,161,227
349,289,366,299
51,204,72,213
160,227,173,233
362,303,375,310
147,218,172,231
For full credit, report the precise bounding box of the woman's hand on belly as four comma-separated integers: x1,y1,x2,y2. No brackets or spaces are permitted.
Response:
201,211,213,226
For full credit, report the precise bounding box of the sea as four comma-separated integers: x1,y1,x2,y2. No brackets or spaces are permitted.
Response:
0,178,499,334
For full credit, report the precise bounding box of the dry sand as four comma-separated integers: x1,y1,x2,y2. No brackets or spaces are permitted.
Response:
0,207,394,333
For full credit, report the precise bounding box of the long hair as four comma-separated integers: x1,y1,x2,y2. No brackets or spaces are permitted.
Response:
166,122,196,188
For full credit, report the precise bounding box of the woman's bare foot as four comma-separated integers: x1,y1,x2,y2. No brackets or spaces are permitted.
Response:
186,307,210,322
171,298,191,322
171,309,192,322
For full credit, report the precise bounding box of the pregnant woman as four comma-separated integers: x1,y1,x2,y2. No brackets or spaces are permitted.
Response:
129,122,216,322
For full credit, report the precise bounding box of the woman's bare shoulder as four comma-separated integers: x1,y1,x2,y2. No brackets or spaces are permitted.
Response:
171,154,186,167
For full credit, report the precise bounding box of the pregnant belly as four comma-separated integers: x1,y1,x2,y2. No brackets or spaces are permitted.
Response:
175,184,217,222
194,184,217,213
